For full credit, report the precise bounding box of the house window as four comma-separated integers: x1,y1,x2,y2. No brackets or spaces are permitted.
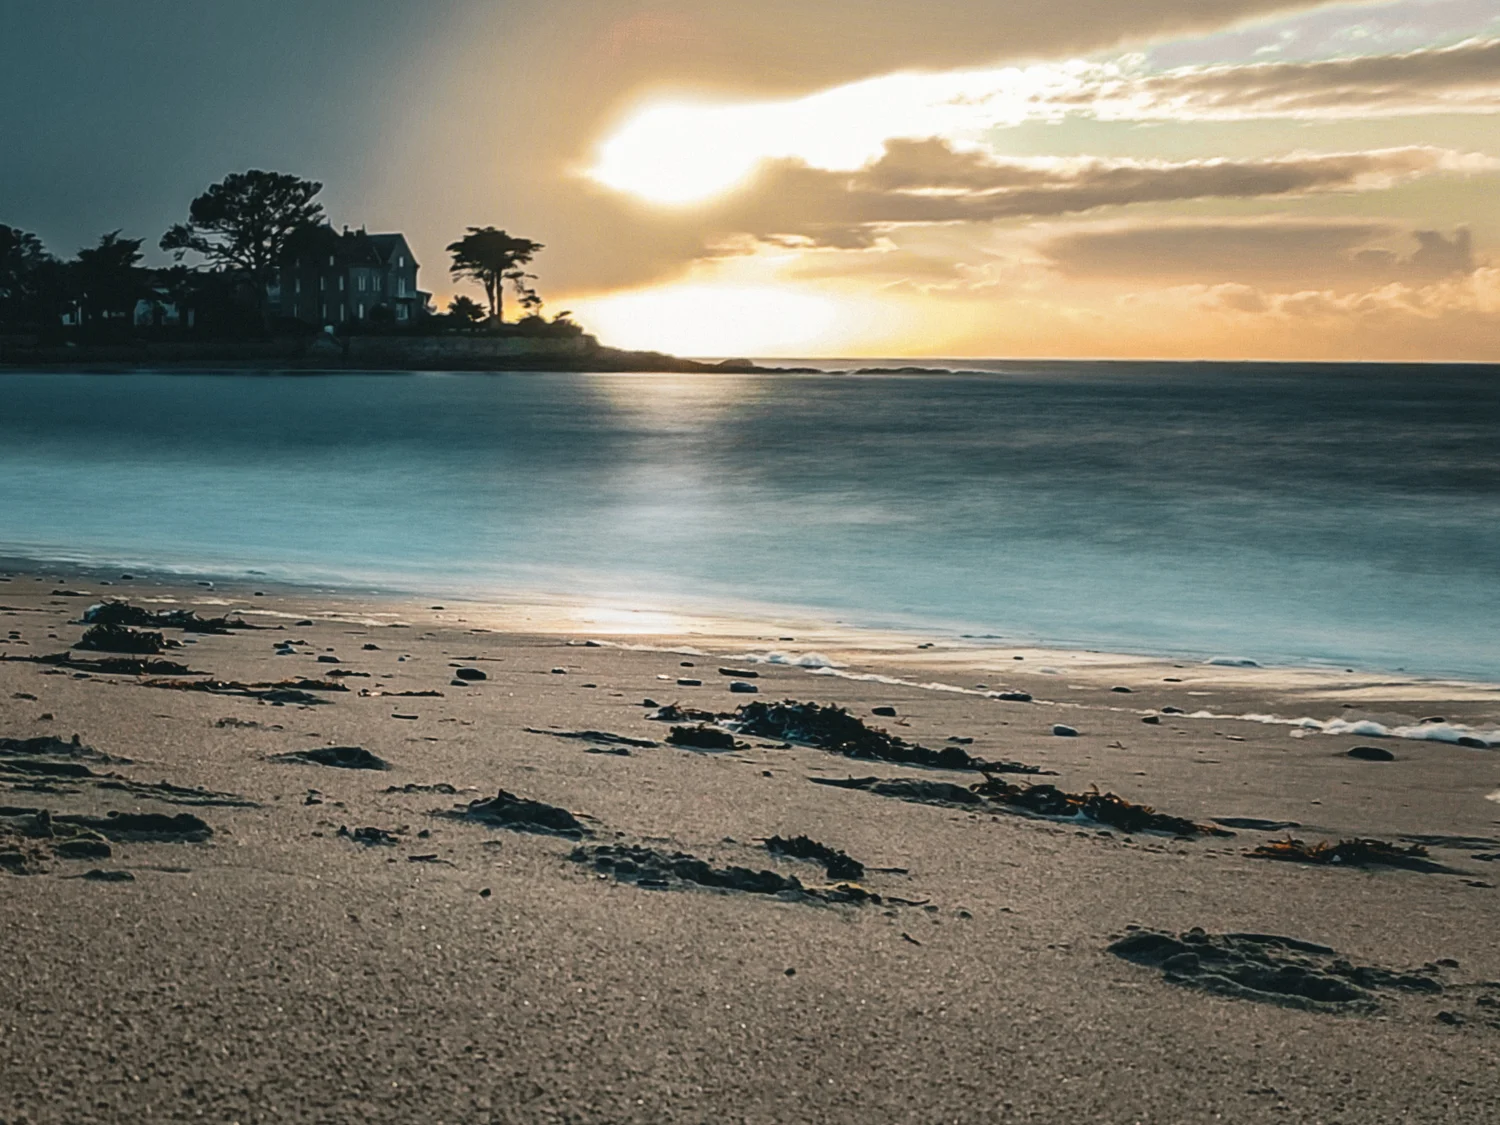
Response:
319,276,326,291
358,275,365,292
398,255,405,267
295,278,301,295
358,303,365,319
339,276,345,291
328,255,335,267
321,302,328,320
397,305,408,320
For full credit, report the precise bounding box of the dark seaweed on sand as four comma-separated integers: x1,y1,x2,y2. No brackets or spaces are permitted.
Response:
140,678,341,705
272,746,391,771
810,776,984,807
75,623,169,655
83,601,258,634
1,650,202,676
764,834,865,880
444,790,590,838
646,703,718,723
572,843,880,904
666,724,740,751
970,776,1230,837
1250,837,1446,871
732,700,1046,774
1109,927,1445,1013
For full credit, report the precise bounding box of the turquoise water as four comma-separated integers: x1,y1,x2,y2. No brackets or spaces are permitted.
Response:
1,364,1497,678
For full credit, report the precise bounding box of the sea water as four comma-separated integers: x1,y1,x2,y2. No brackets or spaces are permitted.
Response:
0,364,1496,679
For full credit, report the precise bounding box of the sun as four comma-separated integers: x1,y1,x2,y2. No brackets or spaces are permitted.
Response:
590,100,774,205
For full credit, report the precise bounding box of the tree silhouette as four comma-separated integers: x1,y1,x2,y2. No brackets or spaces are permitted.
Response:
0,225,55,326
447,294,487,329
161,170,324,325
445,228,543,322
74,231,145,325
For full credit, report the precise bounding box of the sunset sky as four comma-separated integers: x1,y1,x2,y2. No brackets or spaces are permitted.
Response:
4,0,1498,359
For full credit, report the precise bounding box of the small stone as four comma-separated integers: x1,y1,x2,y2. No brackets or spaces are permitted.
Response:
551,668,567,675
362,643,380,651
1347,745,1395,762
677,678,701,687
872,706,897,717
454,668,487,681
1052,724,1079,737
1111,686,1133,694
728,681,759,693
1141,715,1161,725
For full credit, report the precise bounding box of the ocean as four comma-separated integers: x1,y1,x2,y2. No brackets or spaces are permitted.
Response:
1,363,1496,679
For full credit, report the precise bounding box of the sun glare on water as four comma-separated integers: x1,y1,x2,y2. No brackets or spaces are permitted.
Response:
570,283,845,356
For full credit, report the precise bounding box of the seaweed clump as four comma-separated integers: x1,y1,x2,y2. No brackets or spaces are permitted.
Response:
1250,837,1440,871
140,678,340,705
970,776,1230,837
1109,927,1445,1012
444,790,590,838
646,703,719,723
75,624,168,655
764,834,865,880
733,700,1045,774
82,601,257,634
572,843,878,904
666,725,740,751
272,746,391,771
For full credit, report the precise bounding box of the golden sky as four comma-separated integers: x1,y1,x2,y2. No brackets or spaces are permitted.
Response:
8,0,1499,360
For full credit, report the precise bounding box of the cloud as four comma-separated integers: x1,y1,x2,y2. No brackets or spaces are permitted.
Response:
1039,219,1478,284
1083,36,1500,120
701,142,1492,250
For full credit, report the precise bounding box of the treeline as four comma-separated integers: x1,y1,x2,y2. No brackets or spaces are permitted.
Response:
0,169,578,341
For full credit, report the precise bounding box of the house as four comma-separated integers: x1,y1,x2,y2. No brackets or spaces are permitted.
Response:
273,226,430,327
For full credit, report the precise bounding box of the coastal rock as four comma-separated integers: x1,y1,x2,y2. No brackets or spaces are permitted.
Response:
728,681,759,694
454,667,487,681
1052,724,1079,737
1347,745,1396,762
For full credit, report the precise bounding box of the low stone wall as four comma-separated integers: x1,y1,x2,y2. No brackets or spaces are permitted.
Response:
343,334,597,365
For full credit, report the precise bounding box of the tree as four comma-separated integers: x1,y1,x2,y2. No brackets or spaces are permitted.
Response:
161,170,324,325
0,225,54,326
445,227,543,322
74,231,145,325
447,294,487,329
504,268,543,318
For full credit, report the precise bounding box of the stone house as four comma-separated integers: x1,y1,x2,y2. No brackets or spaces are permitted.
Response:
274,226,429,327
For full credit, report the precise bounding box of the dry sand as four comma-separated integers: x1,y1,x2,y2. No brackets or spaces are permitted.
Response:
3,565,1499,1124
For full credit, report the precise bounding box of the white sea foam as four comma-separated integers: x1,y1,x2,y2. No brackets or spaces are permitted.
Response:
1181,709,1498,748
742,651,842,669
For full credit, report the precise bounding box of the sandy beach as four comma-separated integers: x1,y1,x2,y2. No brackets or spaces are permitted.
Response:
3,564,1500,1124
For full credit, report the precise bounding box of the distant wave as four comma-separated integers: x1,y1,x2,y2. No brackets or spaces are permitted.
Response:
1188,710,1498,748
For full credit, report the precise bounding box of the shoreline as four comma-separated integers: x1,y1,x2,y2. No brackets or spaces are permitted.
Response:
6,553,1498,719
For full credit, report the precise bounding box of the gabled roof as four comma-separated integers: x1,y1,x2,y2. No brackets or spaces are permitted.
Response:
283,226,417,269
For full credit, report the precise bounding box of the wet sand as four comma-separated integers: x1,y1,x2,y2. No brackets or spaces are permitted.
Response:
3,566,1500,1124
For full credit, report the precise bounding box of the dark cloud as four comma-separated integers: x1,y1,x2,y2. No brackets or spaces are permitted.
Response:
1088,36,1500,118
1039,220,1477,284
699,142,1480,250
